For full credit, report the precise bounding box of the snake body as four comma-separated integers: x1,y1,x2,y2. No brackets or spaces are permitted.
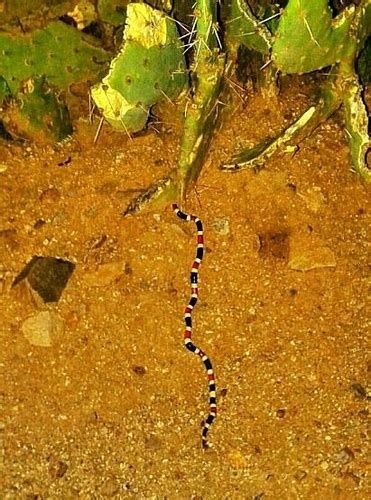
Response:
173,203,216,448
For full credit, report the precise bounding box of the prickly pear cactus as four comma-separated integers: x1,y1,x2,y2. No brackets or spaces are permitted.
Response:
2,76,73,143
0,76,11,103
227,0,271,54
97,0,128,26
176,0,225,200
123,0,226,215
0,21,110,95
91,2,186,133
222,0,370,181
272,0,355,74
0,1,73,24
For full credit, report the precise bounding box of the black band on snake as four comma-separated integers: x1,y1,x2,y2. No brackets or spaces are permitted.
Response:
173,203,217,449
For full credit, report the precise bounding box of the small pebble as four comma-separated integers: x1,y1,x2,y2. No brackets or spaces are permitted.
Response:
48,460,68,479
87,411,98,423
351,383,366,399
276,409,286,418
212,217,230,235
39,187,60,203
125,262,133,275
33,219,46,229
294,469,307,481
132,365,146,375
335,447,355,464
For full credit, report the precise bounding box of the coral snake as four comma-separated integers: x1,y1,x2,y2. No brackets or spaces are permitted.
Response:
173,203,217,449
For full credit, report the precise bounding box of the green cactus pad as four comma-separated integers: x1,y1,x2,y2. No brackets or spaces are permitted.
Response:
97,0,128,26
2,76,73,143
91,83,148,130
272,0,355,74
0,21,110,95
227,0,271,54
91,2,186,133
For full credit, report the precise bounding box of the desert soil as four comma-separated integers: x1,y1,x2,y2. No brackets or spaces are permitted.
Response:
1,78,370,498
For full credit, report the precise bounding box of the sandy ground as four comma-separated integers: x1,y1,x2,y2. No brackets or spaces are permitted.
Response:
1,79,370,498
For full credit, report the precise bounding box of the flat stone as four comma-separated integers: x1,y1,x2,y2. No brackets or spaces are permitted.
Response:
21,310,64,347
288,245,336,271
12,256,75,303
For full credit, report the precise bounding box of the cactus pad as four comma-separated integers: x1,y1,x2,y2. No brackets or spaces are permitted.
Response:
227,0,271,54
91,2,186,132
272,0,355,74
0,21,110,95
2,76,73,143
97,0,128,26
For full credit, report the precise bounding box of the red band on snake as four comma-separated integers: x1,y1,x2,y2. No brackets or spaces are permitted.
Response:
173,203,217,449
